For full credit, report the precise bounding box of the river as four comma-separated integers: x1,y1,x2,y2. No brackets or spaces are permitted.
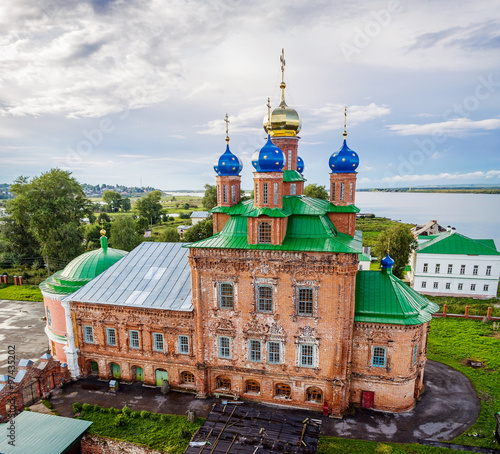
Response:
355,192,500,248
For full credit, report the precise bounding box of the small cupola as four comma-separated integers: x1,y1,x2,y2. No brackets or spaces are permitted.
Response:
297,156,304,174
214,115,243,176
381,253,395,275
329,108,359,173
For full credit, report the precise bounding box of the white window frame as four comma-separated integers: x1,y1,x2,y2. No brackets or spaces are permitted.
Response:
447,264,453,274
223,184,228,203
473,265,478,276
263,182,268,204
421,281,427,289
299,344,314,368
484,284,489,292
433,282,438,289
153,332,164,352
218,336,231,359
257,285,273,312
231,185,236,203
129,329,140,349
371,346,386,367
339,182,345,201
458,283,463,290
267,341,281,364
249,340,261,362
460,265,466,275
218,282,234,309
297,287,314,316
106,327,116,346
445,282,451,290
83,325,94,344
423,263,428,273
470,284,476,291
486,266,491,276
178,335,190,354
435,264,440,274
290,183,297,195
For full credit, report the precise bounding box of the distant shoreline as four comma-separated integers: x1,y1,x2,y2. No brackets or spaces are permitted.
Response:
357,188,500,194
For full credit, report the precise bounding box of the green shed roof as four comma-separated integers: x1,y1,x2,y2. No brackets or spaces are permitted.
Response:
40,236,128,296
417,231,500,256
0,411,92,454
191,196,362,254
355,270,439,325
283,170,306,182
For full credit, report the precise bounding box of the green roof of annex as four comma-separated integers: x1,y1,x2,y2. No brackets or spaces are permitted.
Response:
417,230,500,256
40,236,128,295
189,195,362,254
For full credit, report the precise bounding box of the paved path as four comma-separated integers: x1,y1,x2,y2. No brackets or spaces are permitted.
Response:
0,299,48,375
50,360,480,443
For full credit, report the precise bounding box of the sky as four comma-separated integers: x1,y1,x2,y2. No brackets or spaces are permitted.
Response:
0,0,499,190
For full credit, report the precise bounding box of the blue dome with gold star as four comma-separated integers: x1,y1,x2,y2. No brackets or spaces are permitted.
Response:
381,253,395,269
214,144,243,176
297,156,304,174
252,135,286,172
329,139,359,173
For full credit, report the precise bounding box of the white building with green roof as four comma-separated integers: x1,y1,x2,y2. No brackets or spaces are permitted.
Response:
409,229,500,298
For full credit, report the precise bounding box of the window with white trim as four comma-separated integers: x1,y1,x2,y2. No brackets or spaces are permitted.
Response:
423,263,428,273
290,183,297,195
84,326,94,344
254,182,258,204
484,284,489,292
470,284,476,291
257,285,273,312
249,340,261,362
299,344,314,367
433,282,438,289
273,182,278,205
217,184,221,204
458,283,463,290
179,335,189,354
349,182,353,201
263,183,268,204
447,264,453,274
473,265,478,275
288,150,292,170
219,336,231,359
371,346,386,367
445,282,451,290
435,264,440,274
331,182,335,200
258,222,272,244
339,182,345,201
486,266,491,276
106,328,116,346
412,344,418,365
129,330,140,349
218,283,234,309
460,265,466,275
231,185,236,203
153,333,164,352
268,341,281,364
223,185,228,203
297,288,314,316
421,281,427,289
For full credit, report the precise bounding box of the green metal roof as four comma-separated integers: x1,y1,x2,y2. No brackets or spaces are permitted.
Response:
283,170,306,182
0,411,92,454
191,196,362,254
359,253,371,262
355,270,439,325
40,236,128,295
417,231,500,255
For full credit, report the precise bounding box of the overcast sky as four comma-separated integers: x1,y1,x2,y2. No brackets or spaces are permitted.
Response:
1,0,499,190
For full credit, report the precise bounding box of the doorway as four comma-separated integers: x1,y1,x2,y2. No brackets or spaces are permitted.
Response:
362,391,374,408
155,369,169,386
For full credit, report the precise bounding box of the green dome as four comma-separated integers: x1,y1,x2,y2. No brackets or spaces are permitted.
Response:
40,237,127,296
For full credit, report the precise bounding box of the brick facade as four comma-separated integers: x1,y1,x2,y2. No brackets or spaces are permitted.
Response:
0,355,70,422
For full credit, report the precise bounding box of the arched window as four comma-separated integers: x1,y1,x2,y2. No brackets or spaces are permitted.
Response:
216,376,231,390
181,371,195,384
275,383,291,398
258,222,272,244
245,380,260,394
306,387,323,403
46,307,52,328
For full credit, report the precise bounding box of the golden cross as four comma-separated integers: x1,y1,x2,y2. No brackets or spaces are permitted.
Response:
224,113,230,143
280,48,285,83
343,106,347,139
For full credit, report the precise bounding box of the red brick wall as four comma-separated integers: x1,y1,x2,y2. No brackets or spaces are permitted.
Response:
327,212,356,236
329,173,357,206
213,213,230,234
253,172,284,209
271,137,299,171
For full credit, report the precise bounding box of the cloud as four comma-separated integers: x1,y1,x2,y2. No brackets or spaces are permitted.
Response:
382,170,500,183
388,118,500,136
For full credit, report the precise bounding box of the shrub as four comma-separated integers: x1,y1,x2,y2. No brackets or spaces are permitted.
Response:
93,404,100,412
140,410,149,419
122,406,131,415
72,402,82,413
41,399,53,410
82,403,91,411
130,411,139,418
113,414,127,427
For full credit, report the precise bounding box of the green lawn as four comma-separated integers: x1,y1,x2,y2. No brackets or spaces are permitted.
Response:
426,295,500,318
355,217,413,249
426,318,500,448
74,404,203,454
0,284,43,301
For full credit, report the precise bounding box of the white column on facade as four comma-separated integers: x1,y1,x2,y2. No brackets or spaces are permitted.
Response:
61,299,80,378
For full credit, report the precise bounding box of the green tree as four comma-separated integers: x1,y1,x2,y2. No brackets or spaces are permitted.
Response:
102,190,123,212
183,220,213,242
135,217,149,232
83,224,102,251
135,190,163,225
121,198,131,212
110,216,142,251
5,169,91,262
202,184,217,210
373,224,417,279
304,183,328,200
159,228,180,242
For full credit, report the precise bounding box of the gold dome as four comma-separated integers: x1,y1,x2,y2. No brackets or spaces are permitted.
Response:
263,50,301,137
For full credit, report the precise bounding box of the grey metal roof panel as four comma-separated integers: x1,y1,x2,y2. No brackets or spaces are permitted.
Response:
64,242,193,311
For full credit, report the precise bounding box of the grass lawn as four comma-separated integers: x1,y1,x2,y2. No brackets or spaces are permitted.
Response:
426,317,500,449
0,284,43,301
356,217,414,249
426,295,500,318
74,404,203,454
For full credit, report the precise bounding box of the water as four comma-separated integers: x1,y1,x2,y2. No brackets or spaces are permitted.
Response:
355,192,500,248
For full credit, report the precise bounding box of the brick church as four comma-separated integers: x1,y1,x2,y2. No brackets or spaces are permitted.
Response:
41,53,438,417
